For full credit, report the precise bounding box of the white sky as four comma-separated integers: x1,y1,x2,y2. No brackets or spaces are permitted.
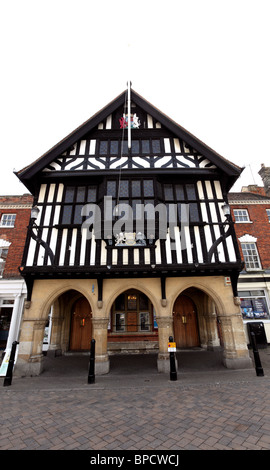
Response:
1,0,269,195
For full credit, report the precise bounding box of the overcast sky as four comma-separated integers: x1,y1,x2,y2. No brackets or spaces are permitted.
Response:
1,0,269,195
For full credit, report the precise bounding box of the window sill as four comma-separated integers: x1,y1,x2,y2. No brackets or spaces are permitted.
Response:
245,268,263,272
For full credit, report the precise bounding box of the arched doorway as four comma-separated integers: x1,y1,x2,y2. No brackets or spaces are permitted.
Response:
173,294,200,348
44,289,93,355
107,289,158,354
70,297,92,351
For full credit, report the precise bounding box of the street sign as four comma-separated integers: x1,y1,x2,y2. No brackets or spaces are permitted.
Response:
168,342,176,352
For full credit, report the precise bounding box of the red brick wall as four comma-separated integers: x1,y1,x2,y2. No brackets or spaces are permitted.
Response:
231,202,270,270
0,194,33,278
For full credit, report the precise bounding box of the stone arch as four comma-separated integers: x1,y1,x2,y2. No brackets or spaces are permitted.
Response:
168,277,252,369
172,286,220,350
104,280,160,320
169,280,225,318
106,284,159,355
16,280,95,376
49,288,93,354
39,281,94,322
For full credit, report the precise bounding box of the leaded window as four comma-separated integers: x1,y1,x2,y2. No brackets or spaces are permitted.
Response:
61,185,97,224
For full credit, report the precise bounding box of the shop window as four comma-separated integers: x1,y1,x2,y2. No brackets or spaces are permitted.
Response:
0,214,16,227
0,299,14,349
233,209,250,222
239,290,269,320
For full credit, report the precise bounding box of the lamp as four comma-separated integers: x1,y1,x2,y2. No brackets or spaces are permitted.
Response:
221,203,230,219
31,205,40,221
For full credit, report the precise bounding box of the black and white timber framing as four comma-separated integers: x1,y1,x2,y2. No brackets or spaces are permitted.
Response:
16,88,243,298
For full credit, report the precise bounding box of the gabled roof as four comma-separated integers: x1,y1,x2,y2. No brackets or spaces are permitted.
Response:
16,88,243,191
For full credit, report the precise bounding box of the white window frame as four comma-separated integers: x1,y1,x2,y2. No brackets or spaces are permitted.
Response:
0,239,11,278
266,209,270,223
233,209,251,223
241,242,261,271
0,214,16,228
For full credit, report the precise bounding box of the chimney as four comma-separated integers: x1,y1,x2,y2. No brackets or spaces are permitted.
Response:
259,164,270,197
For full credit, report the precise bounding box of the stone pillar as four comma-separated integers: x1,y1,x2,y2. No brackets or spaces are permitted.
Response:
156,315,175,373
49,316,64,353
219,311,252,369
15,318,47,376
91,317,110,375
205,311,220,350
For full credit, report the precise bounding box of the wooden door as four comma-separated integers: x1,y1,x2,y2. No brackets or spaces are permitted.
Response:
173,295,199,348
70,297,92,351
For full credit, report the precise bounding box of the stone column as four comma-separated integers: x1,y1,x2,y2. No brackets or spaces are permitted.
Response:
91,317,110,375
219,311,252,369
15,318,47,376
205,311,220,350
49,316,64,354
156,315,174,373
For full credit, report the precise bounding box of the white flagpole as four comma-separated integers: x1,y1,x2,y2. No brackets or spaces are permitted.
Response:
127,80,131,149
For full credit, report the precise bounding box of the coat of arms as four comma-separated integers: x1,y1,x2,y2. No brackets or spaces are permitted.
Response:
119,113,140,129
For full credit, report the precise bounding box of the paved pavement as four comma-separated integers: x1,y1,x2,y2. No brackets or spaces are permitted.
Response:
1,347,270,451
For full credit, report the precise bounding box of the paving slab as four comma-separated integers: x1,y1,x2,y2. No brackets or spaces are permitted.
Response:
1,348,270,451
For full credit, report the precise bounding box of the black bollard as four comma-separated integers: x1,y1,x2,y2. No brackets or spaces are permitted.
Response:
169,336,177,381
88,338,96,384
3,341,19,387
250,331,264,377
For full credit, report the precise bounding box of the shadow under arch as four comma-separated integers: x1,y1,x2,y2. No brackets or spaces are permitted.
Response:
170,280,225,317
172,283,224,353
42,287,94,360
106,285,159,357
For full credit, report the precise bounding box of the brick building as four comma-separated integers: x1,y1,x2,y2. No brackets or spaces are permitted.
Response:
0,194,33,363
228,164,270,343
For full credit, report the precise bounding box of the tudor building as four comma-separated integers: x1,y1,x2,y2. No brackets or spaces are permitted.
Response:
15,87,251,376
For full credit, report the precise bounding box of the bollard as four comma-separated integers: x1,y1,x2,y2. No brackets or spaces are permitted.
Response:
250,331,264,376
3,341,19,387
169,336,177,381
88,338,96,384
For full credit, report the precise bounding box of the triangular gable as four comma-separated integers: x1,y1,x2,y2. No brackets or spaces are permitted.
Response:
16,88,242,188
